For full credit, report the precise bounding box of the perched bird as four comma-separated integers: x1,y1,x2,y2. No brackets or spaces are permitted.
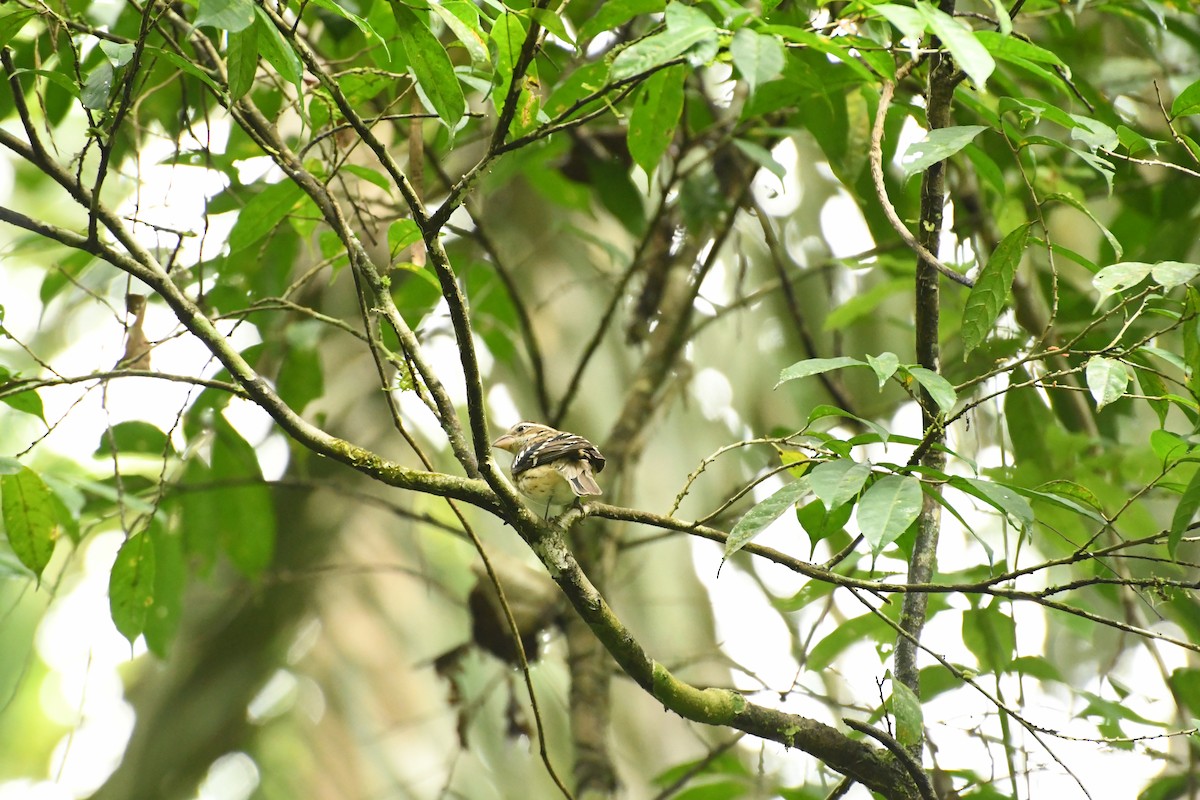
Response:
492,422,606,517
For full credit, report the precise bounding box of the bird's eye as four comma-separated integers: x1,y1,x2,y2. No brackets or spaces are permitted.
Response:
515,424,527,433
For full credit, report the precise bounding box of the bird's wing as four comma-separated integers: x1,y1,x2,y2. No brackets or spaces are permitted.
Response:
512,433,605,475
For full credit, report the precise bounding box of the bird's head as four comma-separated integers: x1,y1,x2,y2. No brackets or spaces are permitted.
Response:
491,421,556,453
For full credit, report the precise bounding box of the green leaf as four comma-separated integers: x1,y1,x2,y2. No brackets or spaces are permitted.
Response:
1,388,45,423
254,8,304,98
822,278,908,331
81,61,114,110
961,222,1031,355
1171,77,1200,119
1151,261,1200,290
226,23,259,101
899,125,987,179
1093,261,1153,300
809,459,872,511
196,0,255,32
310,0,389,58
393,2,465,128
144,521,185,657
1045,192,1122,260
807,613,889,671
227,180,306,253
0,10,37,48
627,64,686,175
1169,468,1200,559
856,475,922,556
95,421,172,457
917,2,994,87
276,343,323,413
1085,356,1129,411
729,28,784,95
98,41,135,68
388,219,423,254
610,2,718,81
579,0,664,43
1,466,59,577
873,4,925,39
431,2,488,65
865,352,900,388
776,356,864,388
795,498,853,556
889,680,923,746
904,366,957,413
1069,114,1119,151
963,605,1015,673
725,477,810,559
732,139,786,180
957,477,1033,530
109,531,156,644
210,418,276,576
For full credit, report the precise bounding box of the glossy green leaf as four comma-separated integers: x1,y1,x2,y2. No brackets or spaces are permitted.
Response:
431,2,488,65
899,125,987,179
918,2,994,87
393,2,465,127
1,466,59,577
254,8,304,98
856,475,922,555
873,4,925,39
776,356,864,388
1171,77,1200,118
725,477,810,559
729,28,784,95
865,352,900,388
388,219,423,254
579,0,664,43
196,0,255,32
110,531,156,644
808,459,872,511
610,2,718,81
961,222,1031,355
98,41,135,68
1085,356,1129,411
628,64,686,175
310,0,388,58
904,367,957,413
226,23,259,100
1,388,45,423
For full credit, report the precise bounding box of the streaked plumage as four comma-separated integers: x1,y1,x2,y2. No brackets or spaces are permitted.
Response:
492,422,605,514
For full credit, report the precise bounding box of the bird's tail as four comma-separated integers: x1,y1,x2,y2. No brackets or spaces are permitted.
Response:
562,464,602,496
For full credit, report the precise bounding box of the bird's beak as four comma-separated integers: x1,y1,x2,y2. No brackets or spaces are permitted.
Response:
492,433,515,451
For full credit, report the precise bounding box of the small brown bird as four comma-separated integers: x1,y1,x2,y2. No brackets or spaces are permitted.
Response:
492,422,605,517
